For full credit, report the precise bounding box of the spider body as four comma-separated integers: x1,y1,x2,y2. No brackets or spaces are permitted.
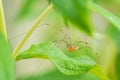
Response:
68,45,79,52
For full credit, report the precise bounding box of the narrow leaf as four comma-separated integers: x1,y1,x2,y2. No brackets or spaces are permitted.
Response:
107,24,120,80
0,0,7,38
0,33,15,80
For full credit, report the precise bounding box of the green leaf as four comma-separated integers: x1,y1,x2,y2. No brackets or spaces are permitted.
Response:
0,33,15,80
51,0,93,35
107,24,120,51
90,2,120,32
0,0,7,38
65,43,109,80
16,42,96,75
107,24,120,80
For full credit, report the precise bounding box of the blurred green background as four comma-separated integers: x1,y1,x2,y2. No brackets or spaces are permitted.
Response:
2,0,120,80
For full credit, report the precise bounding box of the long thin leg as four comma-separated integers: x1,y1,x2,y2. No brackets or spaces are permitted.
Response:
74,41,88,48
39,23,72,46
47,24,72,45
53,39,69,48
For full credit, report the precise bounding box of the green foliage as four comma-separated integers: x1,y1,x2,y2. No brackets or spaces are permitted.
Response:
16,42,96,75
0,1,15,80
0,0,7,38
16,42,109,79
107,24,120,51
51,0,94,35
0,33,15,80
2,0,120,80
107,24,120,80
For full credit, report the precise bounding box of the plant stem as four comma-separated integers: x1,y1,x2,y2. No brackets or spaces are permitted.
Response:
12,4,54,59
0,0,7,39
